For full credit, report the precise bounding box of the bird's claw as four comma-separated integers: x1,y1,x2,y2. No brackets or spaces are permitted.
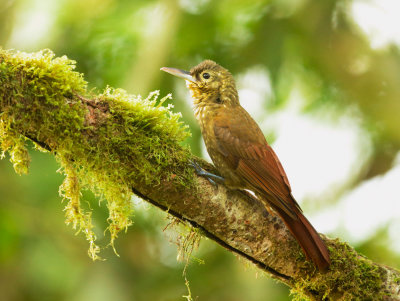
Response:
189,161,203,174
189,161,224,187
206,177,218,187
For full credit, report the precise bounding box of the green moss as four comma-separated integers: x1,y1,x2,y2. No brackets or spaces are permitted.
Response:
164,217,203,266
292,239,387,300
164,217,203,301
59,157,101,260
0,48,192,258
0,122,30,175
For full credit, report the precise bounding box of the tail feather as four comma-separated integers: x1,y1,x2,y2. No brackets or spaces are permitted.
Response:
273,205,331,271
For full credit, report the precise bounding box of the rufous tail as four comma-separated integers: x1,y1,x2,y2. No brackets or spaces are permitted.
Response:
273,204,331,271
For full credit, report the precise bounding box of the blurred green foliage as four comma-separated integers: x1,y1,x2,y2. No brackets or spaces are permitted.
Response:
1,0,400,300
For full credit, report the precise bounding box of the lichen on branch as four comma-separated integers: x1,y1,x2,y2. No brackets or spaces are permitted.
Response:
0,48,192,258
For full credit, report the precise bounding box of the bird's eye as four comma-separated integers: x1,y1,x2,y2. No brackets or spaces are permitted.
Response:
202,72,210,79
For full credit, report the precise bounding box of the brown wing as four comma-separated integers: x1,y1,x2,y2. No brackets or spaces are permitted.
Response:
214,106,331,270
214,106,299,219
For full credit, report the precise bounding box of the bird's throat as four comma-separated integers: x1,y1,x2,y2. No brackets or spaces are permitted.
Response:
193,101,218,126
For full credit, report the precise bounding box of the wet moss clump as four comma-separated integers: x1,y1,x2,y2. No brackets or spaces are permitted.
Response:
0,48,192,259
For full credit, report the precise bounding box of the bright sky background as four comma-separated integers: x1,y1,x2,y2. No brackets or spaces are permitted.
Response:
6,0,400,253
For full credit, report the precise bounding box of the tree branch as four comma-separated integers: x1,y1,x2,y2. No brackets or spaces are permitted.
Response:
1,49,399,300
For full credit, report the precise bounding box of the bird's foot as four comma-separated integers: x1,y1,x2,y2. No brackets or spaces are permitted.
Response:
190,161,225,187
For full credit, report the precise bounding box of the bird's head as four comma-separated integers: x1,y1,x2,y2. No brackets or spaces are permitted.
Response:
161,60,239,106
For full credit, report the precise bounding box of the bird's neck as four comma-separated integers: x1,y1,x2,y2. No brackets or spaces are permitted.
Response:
189,81,239,126
188,85,217,120
193,98,219,126
220,82,239,105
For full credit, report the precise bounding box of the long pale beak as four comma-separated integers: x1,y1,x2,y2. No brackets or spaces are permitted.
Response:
160,67,196,83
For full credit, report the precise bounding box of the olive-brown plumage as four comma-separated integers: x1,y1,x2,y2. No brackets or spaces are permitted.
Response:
161,60,331,271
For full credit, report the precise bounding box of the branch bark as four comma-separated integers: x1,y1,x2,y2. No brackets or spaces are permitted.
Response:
1,49,399,300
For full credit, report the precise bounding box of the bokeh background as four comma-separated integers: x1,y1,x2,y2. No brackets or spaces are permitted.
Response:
1,0,400,300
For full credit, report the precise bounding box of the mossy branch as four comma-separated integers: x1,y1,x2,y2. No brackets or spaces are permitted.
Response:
0,48,399,300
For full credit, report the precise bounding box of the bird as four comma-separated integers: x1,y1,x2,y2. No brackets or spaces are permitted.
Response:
161,60,331,271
